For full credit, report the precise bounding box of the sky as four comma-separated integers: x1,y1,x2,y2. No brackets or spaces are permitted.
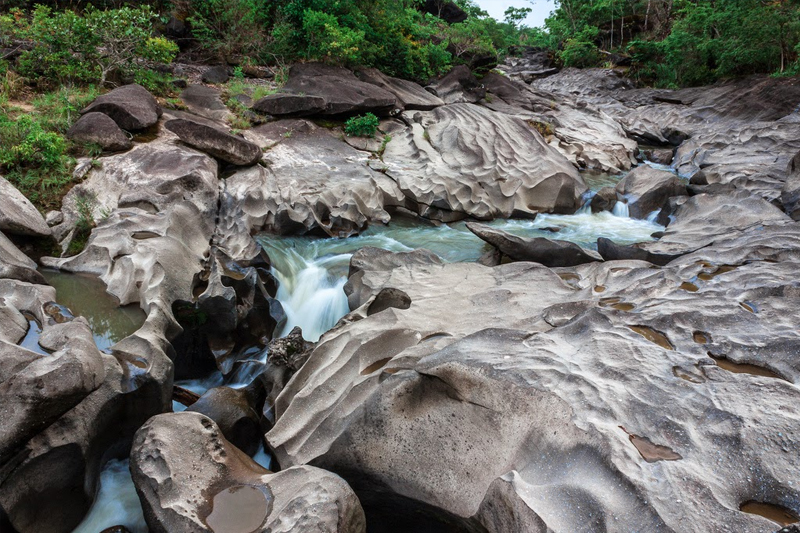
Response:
475,0,556,28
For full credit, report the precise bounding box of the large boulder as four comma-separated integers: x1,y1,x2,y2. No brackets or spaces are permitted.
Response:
179,85,233,123
81,84,161,131
355,67,444,111
165,118,262,166
425,65,486,104
380,103,587,220
466,222,602,266
231,120,394,236
0,176,51,237
255,63,397,117
615,165,687,219
266,230,800,531
67,112,132,152
0,231,45,284
130,412,366,533
187,385,264,455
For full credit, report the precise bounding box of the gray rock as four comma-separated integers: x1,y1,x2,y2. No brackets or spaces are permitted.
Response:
67,112,132,152
467,222,602,266
45,210,63,226
179,85,233,123
590,186,617,213
201,65,230,84
252,93,327,117
781,151,800,220
187,385,264,455
231,120,393,236
381,103,587,220
425,65,485,104
355,67,444,110
266,230,800,531
130,412,366,533
81,84,161,131
165,118,262,166
0,175,51,237
266,63,397,116
615,165,687,219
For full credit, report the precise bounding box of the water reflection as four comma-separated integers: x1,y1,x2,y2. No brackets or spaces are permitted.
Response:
40,270,146,352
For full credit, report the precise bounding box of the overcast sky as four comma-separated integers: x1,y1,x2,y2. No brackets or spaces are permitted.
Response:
475,0,556,28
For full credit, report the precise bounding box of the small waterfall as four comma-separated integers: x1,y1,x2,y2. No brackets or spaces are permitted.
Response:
612,201,630,218
267,246,352,343
646,209,662,223
73,460,147,533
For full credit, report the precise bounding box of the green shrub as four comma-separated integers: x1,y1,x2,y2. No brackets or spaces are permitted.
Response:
558,26,601,68
344,113,379,137
302,9,366,65
16,5,177,87
188,0,270,62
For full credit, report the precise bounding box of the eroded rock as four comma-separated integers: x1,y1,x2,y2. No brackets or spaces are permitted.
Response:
130,412,366,533
67,112,132,152
81,84,161,131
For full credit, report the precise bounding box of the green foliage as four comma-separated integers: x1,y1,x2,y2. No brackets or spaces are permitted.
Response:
187,0,270,61
302,9,366,65
559,25,601,68
344,113,379,137
15,5,177,87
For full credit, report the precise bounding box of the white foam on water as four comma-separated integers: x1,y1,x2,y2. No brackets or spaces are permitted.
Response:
612,201,630,218
73,459,147,533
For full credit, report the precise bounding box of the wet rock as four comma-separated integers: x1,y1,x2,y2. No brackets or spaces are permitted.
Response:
179,85,233,123
425,65,485,104
165,118,262,166
381,104,586,220
81,84,161,131
0,175,51,237
590,186,618,213
355,67,444,110
67,112,132,152
0,276,171,533
229,120,393,236
467,222,602,266
641,147,674,165
261,63,397,116
596,237,682,266
187,384,265,455
615,165,687,219
260,326,314,420
201,65,230,84
130,412,366,533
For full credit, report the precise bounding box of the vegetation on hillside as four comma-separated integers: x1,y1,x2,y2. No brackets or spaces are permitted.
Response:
530,0,800,87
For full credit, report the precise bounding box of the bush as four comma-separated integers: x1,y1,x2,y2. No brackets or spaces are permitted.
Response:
302,9,366,65
187,0,270,62
16,5,177,87
344,113,379,137
558,26,601,68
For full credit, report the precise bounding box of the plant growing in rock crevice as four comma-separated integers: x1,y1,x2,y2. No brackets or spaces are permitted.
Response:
344,113,379,138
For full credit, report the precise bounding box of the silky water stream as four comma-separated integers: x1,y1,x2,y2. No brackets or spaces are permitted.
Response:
71,172,666,532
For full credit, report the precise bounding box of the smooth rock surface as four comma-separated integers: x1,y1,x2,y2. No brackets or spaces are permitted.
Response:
267,232,800,532
615,165,687,219
466,222,602,266
165,118,262,166
380,103,587,220
67,112,132,152
0,175,51,237
82,84,161,131
356,67,444,111
130,412,366,533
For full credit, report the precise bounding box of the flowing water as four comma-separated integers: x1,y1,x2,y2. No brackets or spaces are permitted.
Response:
68,169,667,530
73,460,147,533
41,270,146,352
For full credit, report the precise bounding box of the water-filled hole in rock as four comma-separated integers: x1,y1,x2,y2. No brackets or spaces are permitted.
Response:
697,265,737,280
205,485,272,533
709,353,784,380
693,331,710,344
628,326,674,350
680,282,699,292
739,501,799,525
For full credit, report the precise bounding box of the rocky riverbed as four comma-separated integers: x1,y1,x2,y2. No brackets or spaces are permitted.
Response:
1,61,800,533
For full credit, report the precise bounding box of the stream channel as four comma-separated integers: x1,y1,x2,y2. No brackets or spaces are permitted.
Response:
61,170,665,532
